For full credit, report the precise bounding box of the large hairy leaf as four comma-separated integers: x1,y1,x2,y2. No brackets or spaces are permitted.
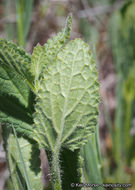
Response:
33,38,99,151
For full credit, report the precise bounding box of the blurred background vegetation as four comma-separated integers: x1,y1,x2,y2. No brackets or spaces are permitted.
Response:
0,0,135,189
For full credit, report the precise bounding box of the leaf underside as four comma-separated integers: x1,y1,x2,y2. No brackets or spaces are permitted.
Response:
33,38,99,151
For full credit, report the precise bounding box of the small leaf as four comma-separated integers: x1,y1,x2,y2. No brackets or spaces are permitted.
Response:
31,15,72,85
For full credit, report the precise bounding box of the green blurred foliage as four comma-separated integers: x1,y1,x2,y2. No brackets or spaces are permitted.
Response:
110,0,135,186
4,0,16,40
79,18,99,46
3,0,34,47
110,0,135,78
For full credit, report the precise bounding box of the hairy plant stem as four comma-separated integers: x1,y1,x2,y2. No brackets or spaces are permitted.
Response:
51,142,62,190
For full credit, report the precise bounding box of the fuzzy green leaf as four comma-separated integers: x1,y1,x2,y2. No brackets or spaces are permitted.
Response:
33,38,99,151
31,15,72,85
0,66,33,137
0,39,34,90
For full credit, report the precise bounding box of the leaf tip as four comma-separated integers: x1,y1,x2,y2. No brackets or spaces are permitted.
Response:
64,14,72,38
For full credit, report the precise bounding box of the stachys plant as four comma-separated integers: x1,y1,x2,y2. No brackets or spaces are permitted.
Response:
0,15,99,190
